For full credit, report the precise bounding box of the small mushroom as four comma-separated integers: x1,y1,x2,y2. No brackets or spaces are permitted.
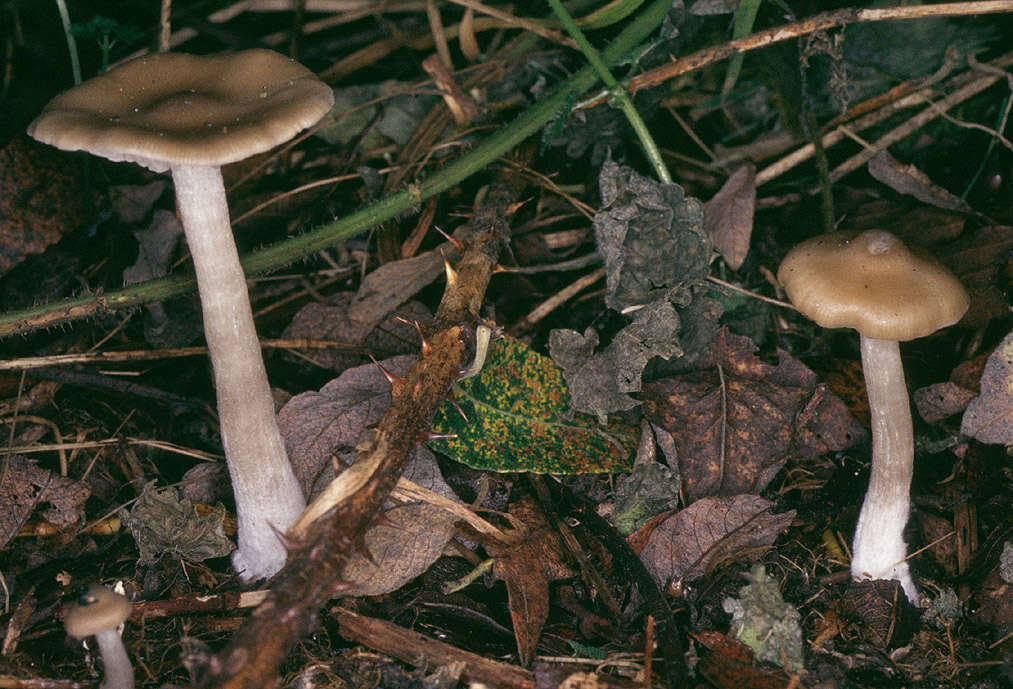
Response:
64,585,134,689
777,230,968,602
28,50,334,580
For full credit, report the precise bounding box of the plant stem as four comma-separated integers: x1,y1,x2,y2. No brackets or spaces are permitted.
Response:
546,0,671,183
54,0,82,85
0,0,673,338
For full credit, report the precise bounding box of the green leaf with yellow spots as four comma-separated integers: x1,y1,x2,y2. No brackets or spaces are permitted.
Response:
428,337,637,473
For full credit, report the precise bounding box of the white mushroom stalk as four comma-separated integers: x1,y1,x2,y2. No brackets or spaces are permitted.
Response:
173,164,305,580
91,626,135,689
851,336,916,602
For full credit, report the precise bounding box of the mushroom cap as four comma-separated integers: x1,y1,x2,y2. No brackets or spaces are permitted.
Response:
27,49,334,173
64,584,132,638
777,229,969,341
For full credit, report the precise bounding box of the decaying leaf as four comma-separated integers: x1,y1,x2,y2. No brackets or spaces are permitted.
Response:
704,164,756,270
486,496,575,666
342,502,458,597
550,300,683,423
277,355,454,499
613,461,681,537
315,81,440,148
283,296,432,372
0,137,101,277
636,494,795,590
119,481,233,566
347,237,460,336
429,337,638,474
594,158,710,311
961,330,1013,445
722,564,804,671
0,455,90,548
940,225,1013,327
643,330,866,501
867,151,973,214
913,381,976,424
692,630,796,689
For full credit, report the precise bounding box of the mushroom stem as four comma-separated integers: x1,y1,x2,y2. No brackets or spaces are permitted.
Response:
851,335,918,602
93,628,134,689
172,164,305,581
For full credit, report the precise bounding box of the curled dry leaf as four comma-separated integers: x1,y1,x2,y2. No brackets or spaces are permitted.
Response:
636,494,795,591
961,330,1013,445
913,381,976,424
704,164,756,271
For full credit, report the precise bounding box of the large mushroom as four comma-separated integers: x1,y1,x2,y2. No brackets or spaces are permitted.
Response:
777,230,968,602
64,584,134,689
28,50,334,581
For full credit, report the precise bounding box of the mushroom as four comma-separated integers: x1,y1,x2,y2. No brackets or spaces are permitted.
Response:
64,584,134,689
28,50,334,581
777,230,968,602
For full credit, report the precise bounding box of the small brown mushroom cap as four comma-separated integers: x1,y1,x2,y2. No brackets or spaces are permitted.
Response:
64,585,132,639
27,50,334,173
777,230,969,341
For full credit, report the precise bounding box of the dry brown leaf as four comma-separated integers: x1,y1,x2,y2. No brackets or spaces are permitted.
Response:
704,164,756,270
282,295,431,372
636,494,794,590
643,329,866,501
961,330,1013,445
940,225,1013,327
691,630,795,689
867,150,973,214
342,502,458,597
0,455,90,548
0,137,100,277
487,496,576,666
913,381,976,424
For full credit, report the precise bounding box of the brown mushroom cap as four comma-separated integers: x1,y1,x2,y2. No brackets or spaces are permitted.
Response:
27,50,334,173
64,584,132,639
777,229,969,341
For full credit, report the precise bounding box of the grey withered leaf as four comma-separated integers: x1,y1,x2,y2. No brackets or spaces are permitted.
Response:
594,158,711,312
549,299,682,423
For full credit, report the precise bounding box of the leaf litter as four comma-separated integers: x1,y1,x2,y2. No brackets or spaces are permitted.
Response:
2,4,1012,688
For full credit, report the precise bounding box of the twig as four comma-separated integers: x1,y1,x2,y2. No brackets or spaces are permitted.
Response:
511,267,605,333
755,51,1013,185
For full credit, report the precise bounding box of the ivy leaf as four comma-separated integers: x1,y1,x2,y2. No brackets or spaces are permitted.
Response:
429,337,637,473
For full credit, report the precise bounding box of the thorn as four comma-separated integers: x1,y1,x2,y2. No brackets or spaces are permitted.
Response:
328,579,356,596
492,264,508,274
270,524,304,555
369,355,405,395
373,513,405,531
448,399,469,422
433,225,465,252
424,431,458,442
442,251,459,287
413,320,431,356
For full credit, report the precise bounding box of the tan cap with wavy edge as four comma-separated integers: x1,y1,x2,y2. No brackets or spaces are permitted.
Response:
777,230,969,341
28,50,334,173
